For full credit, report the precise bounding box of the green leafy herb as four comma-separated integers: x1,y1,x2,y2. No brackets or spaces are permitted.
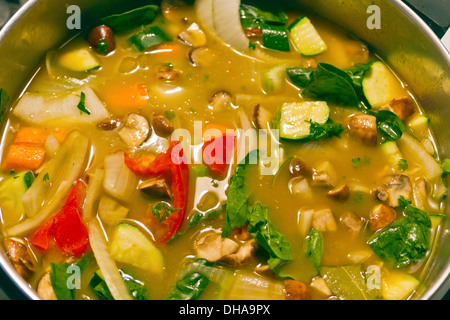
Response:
0,88,11,123
261,22,290,52
248,202,293,271
398,159,409,172
23,171,34,189
100,4,160,33
240,1,288,29
50,255,91,300
304,228,322,270
368,196,431,268
152,202,180,223
352,155,371,168
303,119,344,142
441,159,450,177
370,109,406,142
248,41,256,50
43,172,50,182
164,110,176,120
97,39,109,55
89,269,148,300
128,25,172,52
76,92,91,115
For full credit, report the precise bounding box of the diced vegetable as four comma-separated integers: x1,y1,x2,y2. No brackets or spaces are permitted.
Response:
380,141,403,171
6,131,89,237
103,152,138,203
57,47,100,72
202,134,236,176
0,171,34,226
128,26,172,52
98,195,129,226
222,272,285,300
88,218,132,300
381,270,420,300
109,223,165,276
89,269,148,300
262,64,287,93
362,61,404,108
13,86,110,125
14,127,67,145
297,208,315,237
100,5,160,33
101,82,149,113
2,143,45,171
397,133,442,181
279,101,330,140
82,168,105,223
408,114,430,136
288,15,327,56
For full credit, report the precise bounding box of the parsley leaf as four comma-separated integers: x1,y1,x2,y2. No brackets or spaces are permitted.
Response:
398,159,408,172
152,202,180,223
304,119,344,142
76,92,91,115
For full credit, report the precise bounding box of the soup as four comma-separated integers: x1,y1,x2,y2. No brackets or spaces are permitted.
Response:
0,0,447,300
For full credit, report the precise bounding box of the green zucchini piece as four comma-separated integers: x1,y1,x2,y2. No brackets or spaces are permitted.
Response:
109,223,164,275
279,101,330,140
128,26,172,52
381,270,420,300
262,64,287,93
58,47,100,72
288,15,327,56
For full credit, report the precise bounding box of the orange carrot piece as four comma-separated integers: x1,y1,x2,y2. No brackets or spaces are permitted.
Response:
2,143,46,171
153,42,183,57
102,82,149,113
14,127,68,145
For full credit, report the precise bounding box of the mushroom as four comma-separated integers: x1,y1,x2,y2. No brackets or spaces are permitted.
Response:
252,104,272,130
312,161,337,187
327,185,350,201
3,238,35,280
194,232,239,262
384,175,412,207
151,112,174,137
339,212,364,232
208,91,233,112
289,157,313,177
312,208,337,232
117,113,150,147
156,64,180,82
97,116,123,131
139,177,172,199
222,239,257,266
285,280,312,300
37,272,57,300
88,25,115,55
178,22,207,47
369,204,396,230
385,98,414,121
347,114,377,145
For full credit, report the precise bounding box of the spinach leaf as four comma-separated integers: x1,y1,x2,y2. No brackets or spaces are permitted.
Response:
286,68,313,88
370,109,406,142
100,4,160,33
261,22,290,52
368,196,431,268
344,62,374,97
304,228,322,270
304,119,344,142
0,88,11,123
320,264,379,300
89,269,148,300
248,202,293,269
50,255,91,300
240,1,288,29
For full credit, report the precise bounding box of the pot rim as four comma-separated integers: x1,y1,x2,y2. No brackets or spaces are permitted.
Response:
0,0,448,300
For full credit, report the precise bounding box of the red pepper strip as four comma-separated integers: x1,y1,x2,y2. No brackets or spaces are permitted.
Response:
202,134,236,176
125,141,189,244
29,179,89,256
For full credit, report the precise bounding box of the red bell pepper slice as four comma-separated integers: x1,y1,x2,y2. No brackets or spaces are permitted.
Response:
202,134,236,176
125,141,189,244
29,179,89,256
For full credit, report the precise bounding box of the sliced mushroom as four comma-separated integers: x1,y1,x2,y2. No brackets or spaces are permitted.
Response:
289,157,313,177
312,161,337,187
385,98,414,121
4,238,35,279
222,239,256,266
97,116,123,131
285,280,312,300
117,113,150,147
178,22,207,47
369,204,396,231
208,91,233,112
37,272,57,300
252,104,272,130
156,64,180,82
139,177,172,199
384,175,412,207
312,208,337,232
327,185,350,201
347,114,377,145
194,232,239,262
151,112,174,136
375,186,389,202
189,47,216,67
339,212,363,233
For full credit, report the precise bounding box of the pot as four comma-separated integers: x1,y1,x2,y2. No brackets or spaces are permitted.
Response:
0,0,448,300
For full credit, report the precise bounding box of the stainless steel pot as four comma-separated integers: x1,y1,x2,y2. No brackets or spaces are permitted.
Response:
0,0,448,300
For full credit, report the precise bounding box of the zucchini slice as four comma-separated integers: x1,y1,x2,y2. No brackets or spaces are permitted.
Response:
262,64,288,93
279,101,329,140
288,15,327,56
58,47,100,72
381,270,420,300
109,223,164,275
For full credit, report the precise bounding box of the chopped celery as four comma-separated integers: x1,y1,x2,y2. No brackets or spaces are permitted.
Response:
6,131,89,236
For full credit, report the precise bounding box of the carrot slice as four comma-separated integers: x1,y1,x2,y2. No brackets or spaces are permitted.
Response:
14,127,68,145
102,82,149,113
2,143,46,171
